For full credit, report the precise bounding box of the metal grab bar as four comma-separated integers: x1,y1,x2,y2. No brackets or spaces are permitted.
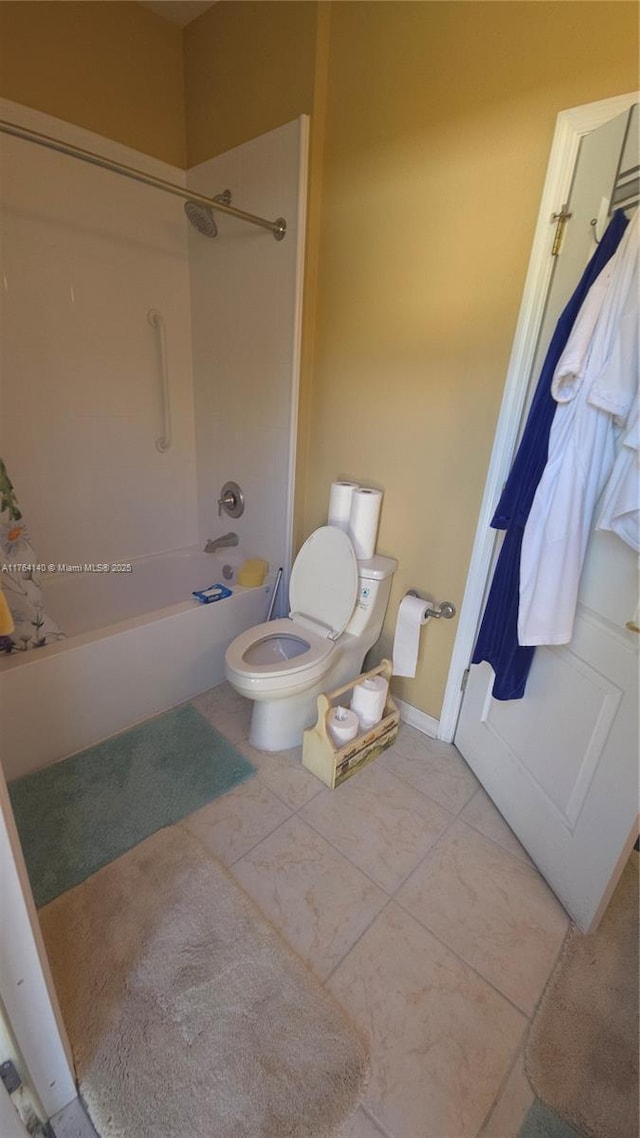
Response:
0,118,287,240
148,309,172,452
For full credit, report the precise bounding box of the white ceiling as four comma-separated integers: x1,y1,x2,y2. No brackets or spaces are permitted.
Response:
138,1,217,27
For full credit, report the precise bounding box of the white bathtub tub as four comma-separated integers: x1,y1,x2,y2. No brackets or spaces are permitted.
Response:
0,547,271,780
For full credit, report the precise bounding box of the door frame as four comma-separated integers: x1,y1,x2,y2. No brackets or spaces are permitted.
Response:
0,761,76,1119
438,91,639,744
0,1081,30,1138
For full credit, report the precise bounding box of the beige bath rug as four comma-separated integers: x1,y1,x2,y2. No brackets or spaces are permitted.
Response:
39,826,368,1138
525,853,639,1138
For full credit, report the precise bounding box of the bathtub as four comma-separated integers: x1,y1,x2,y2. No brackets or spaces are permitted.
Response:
0,548,272,780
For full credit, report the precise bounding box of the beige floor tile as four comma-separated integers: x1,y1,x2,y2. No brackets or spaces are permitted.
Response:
231,814,387,980
382,725,479,815
335,1107,389,1137
236,737,325,810
461,786,533,866
300,762,453,894
179,777,292,865
479,1046,534,1138
191,685,252,743
396,820,569,1014
192,681,246,715
328,903,526,1138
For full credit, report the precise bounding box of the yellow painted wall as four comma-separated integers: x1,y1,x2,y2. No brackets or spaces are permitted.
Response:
303,1,638,719
184,0,317,166
0,1,185,166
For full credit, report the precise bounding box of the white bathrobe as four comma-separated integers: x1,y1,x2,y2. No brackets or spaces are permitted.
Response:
518,210,639,647
595,388,639,552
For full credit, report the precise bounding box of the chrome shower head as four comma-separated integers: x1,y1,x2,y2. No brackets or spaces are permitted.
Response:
184,200,218,238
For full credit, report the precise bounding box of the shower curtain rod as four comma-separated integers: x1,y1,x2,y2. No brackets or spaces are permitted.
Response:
0,118,287,240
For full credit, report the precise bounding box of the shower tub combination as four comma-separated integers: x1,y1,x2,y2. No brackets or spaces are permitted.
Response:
0,107,305,784
0,549,272,782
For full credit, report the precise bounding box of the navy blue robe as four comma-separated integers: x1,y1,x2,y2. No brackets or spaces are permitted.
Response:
472,210,629,700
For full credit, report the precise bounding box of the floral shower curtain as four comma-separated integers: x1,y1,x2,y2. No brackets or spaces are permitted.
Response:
0,457,64,653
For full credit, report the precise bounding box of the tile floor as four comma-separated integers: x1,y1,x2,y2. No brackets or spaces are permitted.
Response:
183,683,569,1138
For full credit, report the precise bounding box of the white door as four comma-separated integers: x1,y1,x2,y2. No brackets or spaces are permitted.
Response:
455,103,639,933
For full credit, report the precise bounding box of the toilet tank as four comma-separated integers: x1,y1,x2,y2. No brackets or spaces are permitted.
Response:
343,554,398,642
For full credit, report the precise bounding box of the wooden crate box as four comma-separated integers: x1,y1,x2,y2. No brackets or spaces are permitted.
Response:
302,659,399,789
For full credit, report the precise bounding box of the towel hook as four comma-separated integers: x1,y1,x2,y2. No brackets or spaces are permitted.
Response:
590,197,611,247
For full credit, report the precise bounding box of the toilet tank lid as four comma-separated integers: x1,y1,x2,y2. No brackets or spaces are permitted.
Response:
357,554,398,581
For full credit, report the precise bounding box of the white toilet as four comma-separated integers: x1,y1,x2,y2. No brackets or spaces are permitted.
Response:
225,525,397,751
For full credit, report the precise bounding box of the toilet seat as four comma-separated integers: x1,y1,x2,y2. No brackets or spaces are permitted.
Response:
225,527,360,702
225,617,338,698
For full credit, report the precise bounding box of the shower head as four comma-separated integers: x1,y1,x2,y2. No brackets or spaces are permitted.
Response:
184,200,218,238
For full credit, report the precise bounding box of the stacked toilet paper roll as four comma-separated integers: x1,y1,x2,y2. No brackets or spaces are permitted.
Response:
350,674,389,731
328,480,384,559
328,481,359,531
349,487,383,559
327,705,360,746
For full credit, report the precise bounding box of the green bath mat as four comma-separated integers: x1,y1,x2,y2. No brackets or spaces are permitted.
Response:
9,704,254,907
519,1100,586,1138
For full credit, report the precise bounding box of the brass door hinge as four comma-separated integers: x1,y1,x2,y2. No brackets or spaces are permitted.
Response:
551,205,572,257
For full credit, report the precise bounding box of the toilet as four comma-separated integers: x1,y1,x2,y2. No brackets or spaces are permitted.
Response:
225,526,397,751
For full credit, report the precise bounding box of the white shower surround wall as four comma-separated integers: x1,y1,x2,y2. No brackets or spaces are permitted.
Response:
0,99,199,567
0,101,306,581
0,103,307,775
0,550,271,781
187,117,308,604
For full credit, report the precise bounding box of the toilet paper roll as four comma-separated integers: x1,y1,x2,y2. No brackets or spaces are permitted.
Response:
327,705,360,746
392,594,431,677
349,487,383,559
328,481,360,530
350,674,389,730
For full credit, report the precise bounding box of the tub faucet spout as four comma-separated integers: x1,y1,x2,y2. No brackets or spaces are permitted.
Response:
205,532,239,553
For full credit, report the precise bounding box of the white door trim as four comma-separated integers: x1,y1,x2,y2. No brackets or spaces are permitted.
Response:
0,1082,30,1138
0,763,76,1118
438,91,639,743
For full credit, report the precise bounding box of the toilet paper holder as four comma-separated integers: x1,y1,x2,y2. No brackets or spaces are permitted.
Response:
406,591,456,620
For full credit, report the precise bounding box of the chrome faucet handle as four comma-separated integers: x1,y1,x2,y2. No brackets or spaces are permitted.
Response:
218,490,238,515
217,480,244,519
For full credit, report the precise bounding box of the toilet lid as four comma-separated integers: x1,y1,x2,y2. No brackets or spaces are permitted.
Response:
289,526,358,638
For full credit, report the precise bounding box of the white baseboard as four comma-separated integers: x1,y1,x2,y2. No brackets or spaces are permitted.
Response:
395,698,440,740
